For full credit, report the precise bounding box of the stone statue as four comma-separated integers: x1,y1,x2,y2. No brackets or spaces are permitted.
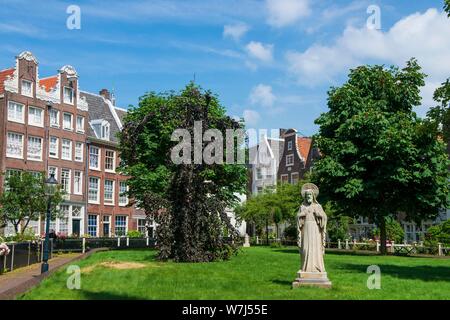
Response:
292,183,332,288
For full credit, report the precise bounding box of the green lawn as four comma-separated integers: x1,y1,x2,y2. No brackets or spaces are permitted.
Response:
18,247,450,300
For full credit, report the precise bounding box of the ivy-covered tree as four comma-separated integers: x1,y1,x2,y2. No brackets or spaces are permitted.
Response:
118,83,247,262
313,59,449,254
0,172,64,235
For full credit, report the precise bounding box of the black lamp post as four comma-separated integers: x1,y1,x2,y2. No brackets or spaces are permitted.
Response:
41,173,58,274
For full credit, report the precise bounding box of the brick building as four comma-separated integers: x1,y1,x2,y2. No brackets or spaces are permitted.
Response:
0,51,143,237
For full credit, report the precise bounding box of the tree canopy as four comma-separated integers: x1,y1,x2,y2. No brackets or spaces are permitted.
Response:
118,83,247,262
312,59,450,253
0,171,64,235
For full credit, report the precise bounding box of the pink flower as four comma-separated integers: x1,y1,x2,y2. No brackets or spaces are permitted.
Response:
0,243,10,256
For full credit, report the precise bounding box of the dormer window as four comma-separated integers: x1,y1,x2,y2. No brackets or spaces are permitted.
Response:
287,141,293,151
91,119,111,141
64,86,74,104
21,80,33,97
101,122,110,140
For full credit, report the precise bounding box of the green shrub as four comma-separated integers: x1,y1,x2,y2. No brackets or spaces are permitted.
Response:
127,230,144,238
425,220,450,246
372,217,405,243
270,241,282,248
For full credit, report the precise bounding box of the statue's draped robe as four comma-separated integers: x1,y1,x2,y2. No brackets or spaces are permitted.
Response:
297,203,327,273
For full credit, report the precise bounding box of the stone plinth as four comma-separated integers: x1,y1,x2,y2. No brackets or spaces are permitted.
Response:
292,271,332,289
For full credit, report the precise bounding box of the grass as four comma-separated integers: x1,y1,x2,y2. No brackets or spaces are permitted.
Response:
18,247,450,300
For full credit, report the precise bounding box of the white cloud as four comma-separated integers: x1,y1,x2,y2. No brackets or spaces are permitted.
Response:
285,8,450,89
266,0,311,28
223,23,250,41
243,109,261,126
249,84,276,108
245,41,274,62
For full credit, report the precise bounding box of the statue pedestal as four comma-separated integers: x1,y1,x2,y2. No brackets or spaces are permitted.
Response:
292,271,332,289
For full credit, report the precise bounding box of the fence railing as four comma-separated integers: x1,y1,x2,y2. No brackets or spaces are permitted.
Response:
249,237,450,257
0,237,156,275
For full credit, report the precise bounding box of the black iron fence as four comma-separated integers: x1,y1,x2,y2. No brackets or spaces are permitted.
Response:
0,240,52,274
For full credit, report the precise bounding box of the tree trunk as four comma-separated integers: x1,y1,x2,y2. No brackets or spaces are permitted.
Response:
380,217,387,255
266,218,269,245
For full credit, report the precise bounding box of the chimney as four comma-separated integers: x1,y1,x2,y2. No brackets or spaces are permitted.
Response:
99,88,111,101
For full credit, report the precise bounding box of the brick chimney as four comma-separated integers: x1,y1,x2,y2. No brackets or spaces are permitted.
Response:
99,88,111,100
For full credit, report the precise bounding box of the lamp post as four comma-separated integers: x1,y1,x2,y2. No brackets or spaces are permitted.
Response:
41,173,58,274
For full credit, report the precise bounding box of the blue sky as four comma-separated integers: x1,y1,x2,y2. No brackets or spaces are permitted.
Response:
0,0,449,136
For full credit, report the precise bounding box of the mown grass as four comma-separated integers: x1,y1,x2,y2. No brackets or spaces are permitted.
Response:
18,246,450,300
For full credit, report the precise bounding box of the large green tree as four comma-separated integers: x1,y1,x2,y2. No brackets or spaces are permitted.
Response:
0,172,64,235
313,59,449,254
118,83,247,262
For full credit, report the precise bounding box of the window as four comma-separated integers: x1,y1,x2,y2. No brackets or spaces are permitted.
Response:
27,136,43,161
61,139,72,160
137,219,146,236
87,215,98,237
281,174,288,184
76,116,85,133
49,109,59,127
115,216,127,236
291,173,299,185
21,80,32,97
119,181,128,206
48,166,58,180
8,101,24,123
6,132,24,158
104,180,114,205
28,106,43,127
49,136,59,158
105,150,115,172
75,142,83,162
64,87,74,104
61,169,71,194
288,140,293,151
72,206,82,218
101,122,110,140
59,205,69,235
88,177,100,203
74,171,82,195
103,216,111,237
63,113,73,130
257,186,263,194
256,168,263,180
286,154,294,166
89,146,100,169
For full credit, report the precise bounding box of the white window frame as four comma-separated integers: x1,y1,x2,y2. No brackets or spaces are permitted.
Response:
105,150,116,172
74,170,83,195
7,101,25,124
49,136,59,159
63,86,74,105
102,215,111,237
88,177,100,204
291,172,299,185
286,154,294,166
104,179,115,205
28,106,44,127
87,214,98,237
61,168,71,195
114,215,128,237
63,112,73,131
75,142,83,162
281,174,289,184
27,136,43,161
6,132,24,159
21,79,33,97
76,115,85,133
89,146,101,170
49,109,60,127
287,140,293,151
119,181,128,206
61,139,72,160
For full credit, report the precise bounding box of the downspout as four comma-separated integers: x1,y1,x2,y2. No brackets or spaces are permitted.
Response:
85,139,90,237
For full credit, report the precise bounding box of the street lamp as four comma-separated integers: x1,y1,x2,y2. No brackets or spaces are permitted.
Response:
41,173,58,274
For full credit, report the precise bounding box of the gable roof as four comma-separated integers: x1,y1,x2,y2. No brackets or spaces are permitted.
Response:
39,76,58,92
114,108,127,124
80,91,122,144
297,136,312,161
0,68,15,94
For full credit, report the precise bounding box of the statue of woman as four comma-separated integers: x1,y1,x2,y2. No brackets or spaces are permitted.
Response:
297,183,327,273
